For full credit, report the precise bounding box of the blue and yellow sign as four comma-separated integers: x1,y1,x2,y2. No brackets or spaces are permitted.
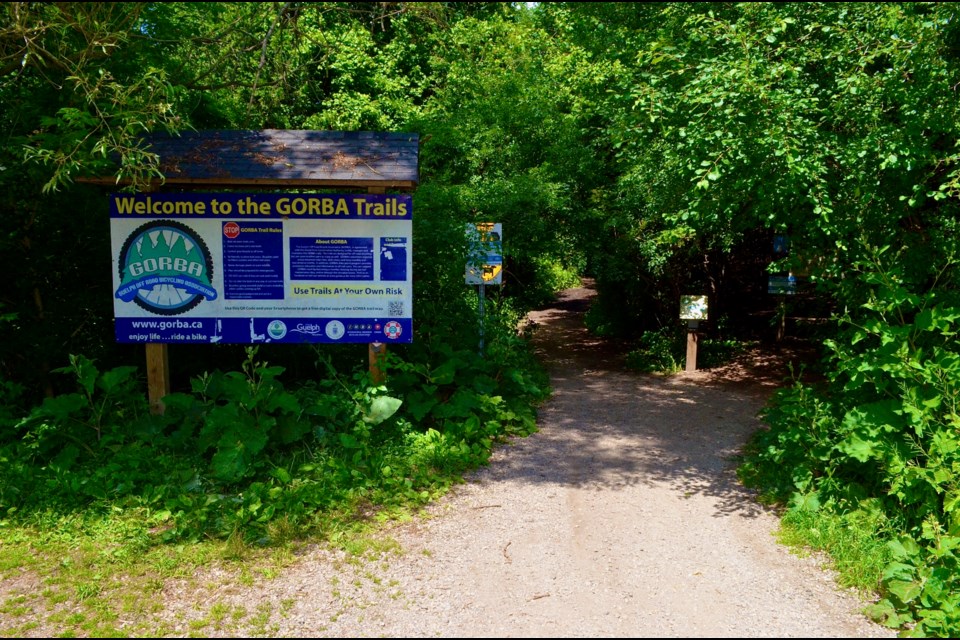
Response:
465,222,503,285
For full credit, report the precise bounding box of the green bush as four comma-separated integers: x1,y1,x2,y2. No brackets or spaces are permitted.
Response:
624,326,685,373
740,257,960,636
0,308,549,543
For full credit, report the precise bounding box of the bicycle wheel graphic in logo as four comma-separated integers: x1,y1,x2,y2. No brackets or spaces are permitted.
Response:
115,220,217,316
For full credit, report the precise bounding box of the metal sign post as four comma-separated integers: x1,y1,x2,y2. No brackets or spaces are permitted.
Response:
465,223,502,358
478,282,486,356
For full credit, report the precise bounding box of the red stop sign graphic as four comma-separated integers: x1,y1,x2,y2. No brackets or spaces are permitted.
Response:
223,222,240,239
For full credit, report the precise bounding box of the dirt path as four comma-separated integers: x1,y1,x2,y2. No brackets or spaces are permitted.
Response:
160,282,897,637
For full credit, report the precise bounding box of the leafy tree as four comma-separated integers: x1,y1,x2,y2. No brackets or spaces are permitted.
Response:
410,7,613,314
595,2,960,330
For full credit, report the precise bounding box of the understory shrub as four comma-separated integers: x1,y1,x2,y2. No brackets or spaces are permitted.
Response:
1,328,547,544
739,259,960,637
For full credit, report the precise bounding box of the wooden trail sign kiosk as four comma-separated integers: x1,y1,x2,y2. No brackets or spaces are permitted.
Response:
80,130,419,413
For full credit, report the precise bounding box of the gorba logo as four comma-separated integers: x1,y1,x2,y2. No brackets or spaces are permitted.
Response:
115,220,217,316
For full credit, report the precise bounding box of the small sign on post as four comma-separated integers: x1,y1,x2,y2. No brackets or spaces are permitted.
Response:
465,223,503,285
680,295,708,372
465,223,503,356
767,274,797,295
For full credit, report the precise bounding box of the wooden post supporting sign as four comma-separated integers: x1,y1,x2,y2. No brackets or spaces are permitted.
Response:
146,343,170,415
685,320,699,372
369,342,387,384
141,183,171,415
679,295,708,373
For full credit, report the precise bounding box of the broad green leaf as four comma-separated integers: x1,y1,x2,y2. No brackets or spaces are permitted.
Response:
887,579,922,604
789,491,820,511
271,467,292,484
429,360,458,385
37,393,88,419
363,396,403,425
864,600,902,628
210,445,248,483
839,435,875,462
887,536,921,560
882,561,918,581
98,366,139,393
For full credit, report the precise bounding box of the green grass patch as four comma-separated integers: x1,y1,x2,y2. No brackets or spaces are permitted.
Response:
0,506,416,637
776,507,892,595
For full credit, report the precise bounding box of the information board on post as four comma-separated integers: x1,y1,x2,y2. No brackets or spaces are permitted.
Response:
679,295,708,321
767,274,797,295
110,192,413,344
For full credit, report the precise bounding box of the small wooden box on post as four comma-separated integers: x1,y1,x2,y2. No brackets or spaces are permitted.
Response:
79,130,419,412
679,295,709,372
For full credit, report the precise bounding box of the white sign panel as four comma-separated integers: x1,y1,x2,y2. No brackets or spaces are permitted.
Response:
680,295,709,320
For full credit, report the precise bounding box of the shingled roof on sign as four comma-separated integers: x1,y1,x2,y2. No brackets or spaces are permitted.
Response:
80,130,420,190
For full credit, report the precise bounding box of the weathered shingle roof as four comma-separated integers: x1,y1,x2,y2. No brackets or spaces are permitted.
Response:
81,129,419,190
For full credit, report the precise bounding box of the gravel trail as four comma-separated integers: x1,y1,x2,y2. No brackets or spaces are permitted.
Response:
157,282,898,638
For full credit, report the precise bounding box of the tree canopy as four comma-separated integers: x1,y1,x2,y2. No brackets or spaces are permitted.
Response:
3,3,960,634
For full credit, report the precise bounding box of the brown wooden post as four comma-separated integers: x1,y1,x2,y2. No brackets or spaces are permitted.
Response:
146,343,170,414
685,320,699,372
368,185,388,383
776,299,787,343
139,184,171,414
369,342,387,384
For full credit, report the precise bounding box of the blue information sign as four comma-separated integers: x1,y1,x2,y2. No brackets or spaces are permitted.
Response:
110,193,413,344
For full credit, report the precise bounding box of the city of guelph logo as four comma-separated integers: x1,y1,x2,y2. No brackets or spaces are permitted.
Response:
115,220,216,315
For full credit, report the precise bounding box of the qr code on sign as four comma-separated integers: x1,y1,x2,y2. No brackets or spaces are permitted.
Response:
388,300,404,317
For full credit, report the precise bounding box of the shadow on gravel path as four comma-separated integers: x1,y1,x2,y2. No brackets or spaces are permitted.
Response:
514,279,815,520
160,280,896,638
359,279,894,638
